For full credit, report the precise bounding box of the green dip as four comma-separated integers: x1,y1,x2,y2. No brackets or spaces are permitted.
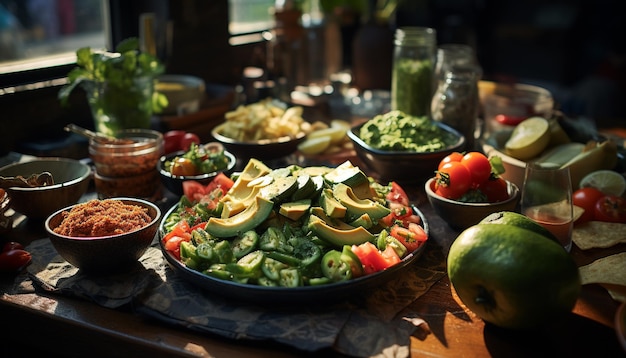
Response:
359,110,458,152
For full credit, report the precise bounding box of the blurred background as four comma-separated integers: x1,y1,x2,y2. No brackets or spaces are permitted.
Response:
0,0,624,157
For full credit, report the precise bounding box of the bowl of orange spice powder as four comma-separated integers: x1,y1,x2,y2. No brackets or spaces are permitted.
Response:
45,197,161,273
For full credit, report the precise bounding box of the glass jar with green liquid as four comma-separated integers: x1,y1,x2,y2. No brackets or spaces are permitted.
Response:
390,27,437,117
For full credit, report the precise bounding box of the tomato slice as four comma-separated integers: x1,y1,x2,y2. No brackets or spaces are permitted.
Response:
389,222,427,252
351,242,397,274
183,180,207,203
164,235,188,260
162,220,191,244
205,172,234,194
386,181,410,206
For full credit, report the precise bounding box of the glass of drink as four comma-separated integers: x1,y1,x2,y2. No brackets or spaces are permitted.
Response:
520,162,574,252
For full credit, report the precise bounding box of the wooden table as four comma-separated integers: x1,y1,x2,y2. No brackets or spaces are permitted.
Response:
1,157,625,358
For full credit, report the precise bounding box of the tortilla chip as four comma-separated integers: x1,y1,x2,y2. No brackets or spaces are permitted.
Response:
579,252,626,303
579,252,626,286
572,221,626,250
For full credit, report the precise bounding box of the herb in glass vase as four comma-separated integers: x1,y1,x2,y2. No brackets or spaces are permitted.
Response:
58,38,168,136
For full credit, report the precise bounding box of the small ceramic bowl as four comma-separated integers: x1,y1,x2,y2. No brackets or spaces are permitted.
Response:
347,121,466,184
0,158,92,219
158,148,236,196
211,122,306,162
425,177,520,231
45,197,161,274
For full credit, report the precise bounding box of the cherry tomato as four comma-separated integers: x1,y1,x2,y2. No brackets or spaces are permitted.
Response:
0,249,32,273
594,195,626,223
435,161,472,199
180,132,201,151
2,241,24,253
573,187,605,223
477,177,509,203
389,222,427,252
495,114,526,126
437,152,464,171
163,130,186,154
461,152,492,187
171,157,197,176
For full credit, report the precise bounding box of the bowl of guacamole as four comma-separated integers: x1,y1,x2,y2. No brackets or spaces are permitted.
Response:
347,110,466,183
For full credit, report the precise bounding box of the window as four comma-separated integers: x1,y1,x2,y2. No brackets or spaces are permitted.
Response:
228,0,275,36
0,0,107,76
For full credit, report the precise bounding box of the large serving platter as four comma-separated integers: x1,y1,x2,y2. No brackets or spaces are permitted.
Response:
159,203,429,304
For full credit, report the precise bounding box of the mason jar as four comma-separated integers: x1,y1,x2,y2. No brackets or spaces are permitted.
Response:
89,129,163,201
431,66,480,151
390,27,437,117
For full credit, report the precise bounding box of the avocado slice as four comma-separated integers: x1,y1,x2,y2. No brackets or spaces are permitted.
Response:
279,199,311,220
291,173,316,201
224,159,271,202
323,161,368,188
307,214,375,247
332,182,390,222
319,188,347,218
259,176,298,203
205,195,274,238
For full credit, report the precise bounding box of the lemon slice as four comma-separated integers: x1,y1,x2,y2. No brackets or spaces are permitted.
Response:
579,170,626,196
504,116,551,160
298,136,331,155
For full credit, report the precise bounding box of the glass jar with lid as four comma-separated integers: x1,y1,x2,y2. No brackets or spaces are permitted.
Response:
89,129,163,201
431,66,480,151
390,27,437,117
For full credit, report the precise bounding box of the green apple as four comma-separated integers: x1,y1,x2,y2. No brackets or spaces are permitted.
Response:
447,223,581,330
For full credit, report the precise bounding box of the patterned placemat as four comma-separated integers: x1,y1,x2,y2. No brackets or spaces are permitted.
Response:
16,238,446,358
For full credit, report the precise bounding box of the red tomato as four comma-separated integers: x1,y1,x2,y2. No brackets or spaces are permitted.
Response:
204,172,234,195
573,187,605,223
180,132,201,151
495,114,526,126
171,157,197,176
438,152,464,171
182,180,207,203
351,242,396,274
389,222,427,252
0,249,32,272
435,161,472,199
163,130,186,154
2,241,24,253
386,181,410,206
162,220,191,244
164,235,188,261
380,202,421,228
461,152,492,187
594,195,626,223
477,177,509,203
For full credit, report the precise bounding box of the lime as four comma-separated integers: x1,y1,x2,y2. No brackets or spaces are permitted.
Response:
298,136,331,155
479,211,558,243
579,170,626,196
504,116,551,160
448,223,581,330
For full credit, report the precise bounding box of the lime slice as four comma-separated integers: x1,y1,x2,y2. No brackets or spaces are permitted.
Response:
504,116,551,161
579,170,626,196
307,126,347,144
298,136,331,155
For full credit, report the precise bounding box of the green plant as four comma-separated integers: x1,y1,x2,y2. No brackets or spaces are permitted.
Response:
58,38,168,134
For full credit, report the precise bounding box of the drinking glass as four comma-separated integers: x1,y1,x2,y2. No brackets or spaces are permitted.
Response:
520,162,574,252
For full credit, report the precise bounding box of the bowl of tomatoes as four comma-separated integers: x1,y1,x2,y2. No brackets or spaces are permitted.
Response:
425,151,521,231
158,142,237,196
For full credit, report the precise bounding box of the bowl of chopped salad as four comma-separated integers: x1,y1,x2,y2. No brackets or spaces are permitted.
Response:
158,142,236,196
159,159,429,303
347,110,466,184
